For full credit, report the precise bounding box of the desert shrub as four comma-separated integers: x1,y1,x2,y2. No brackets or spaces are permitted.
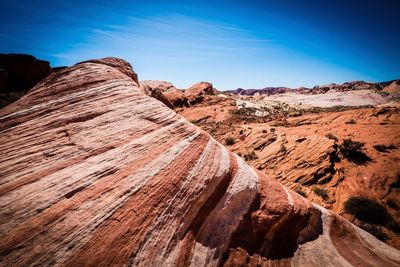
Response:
344,196,390,225
262,129,267,133
295,187,307,197
373,144,397,153
346,119,356,124
339,139,370,164
244,151,258,161
359,224,388,241
270,127,276,133
325,133,338,142
239,129,244,135
224,136,235,146
311,186,329,200
232,107,257,116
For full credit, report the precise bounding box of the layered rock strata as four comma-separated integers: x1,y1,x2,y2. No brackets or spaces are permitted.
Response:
0,58,399,266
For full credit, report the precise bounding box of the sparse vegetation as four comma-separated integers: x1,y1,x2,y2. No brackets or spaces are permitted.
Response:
345,119,356,124
243,151,258,161
262,129,267,133
373,143,397,153
325,133,338,142
232,107,258,116
224,136,236,146
344,196,390,225
270,127,275,133
339,138,370,164
295,187,307,197
311,186,329,200
345,196,400,234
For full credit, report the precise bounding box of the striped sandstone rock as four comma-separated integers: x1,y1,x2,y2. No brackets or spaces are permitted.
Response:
0,58,399,266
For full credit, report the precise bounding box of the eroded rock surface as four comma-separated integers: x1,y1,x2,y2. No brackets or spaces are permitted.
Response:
1,58,399,266
0,54,52,108
140,80,188,108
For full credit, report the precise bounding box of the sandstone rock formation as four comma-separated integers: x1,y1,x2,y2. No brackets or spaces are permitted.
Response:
185,82,217,105
140,80,188,108
140,80,218,109
1,58,399,266
0,54,52,108
181,95,400,248
383,81,400,95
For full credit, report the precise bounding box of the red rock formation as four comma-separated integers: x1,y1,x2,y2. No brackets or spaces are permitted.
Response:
140,80,189,108
1,58,399,266
383,81,400,94
185,82,217,105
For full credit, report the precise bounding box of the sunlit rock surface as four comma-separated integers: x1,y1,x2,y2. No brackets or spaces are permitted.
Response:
0,58,399,266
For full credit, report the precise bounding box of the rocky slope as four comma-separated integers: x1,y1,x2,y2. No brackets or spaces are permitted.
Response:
181,96,400,248
1,57,399,266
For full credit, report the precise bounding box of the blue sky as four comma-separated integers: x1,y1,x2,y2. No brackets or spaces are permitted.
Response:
1,0,399,90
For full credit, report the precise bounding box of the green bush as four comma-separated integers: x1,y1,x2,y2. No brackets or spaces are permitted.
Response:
344,196,390,225
312,186,329,200
325,133,338,142
244,151,258,161
295,187,307,197
339,139,370,164
224,136,235,146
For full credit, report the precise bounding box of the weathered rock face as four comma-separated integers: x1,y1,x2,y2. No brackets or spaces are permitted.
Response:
383,81,400,94
1,58,399,266
140,80,189,108
0,54,52,92
0,54,53,109
140,80,218,108
181,96,400,248
185,82,217,105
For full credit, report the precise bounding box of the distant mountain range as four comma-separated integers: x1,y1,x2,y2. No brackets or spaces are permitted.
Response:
227,79,400,96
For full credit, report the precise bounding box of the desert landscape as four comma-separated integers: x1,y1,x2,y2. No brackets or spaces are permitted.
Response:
0,55,399,266
2,0,400,266
143,77,400,249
